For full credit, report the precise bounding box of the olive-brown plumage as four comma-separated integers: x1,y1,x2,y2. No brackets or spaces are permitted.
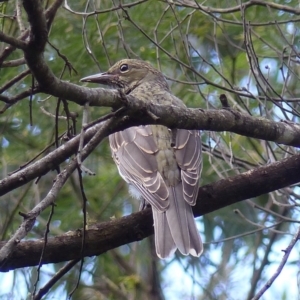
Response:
81,59,203,258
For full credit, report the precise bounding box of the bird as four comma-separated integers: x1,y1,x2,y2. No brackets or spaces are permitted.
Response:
81,59,203,258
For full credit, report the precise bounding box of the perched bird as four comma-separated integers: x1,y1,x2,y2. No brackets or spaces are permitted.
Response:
81,59,203,258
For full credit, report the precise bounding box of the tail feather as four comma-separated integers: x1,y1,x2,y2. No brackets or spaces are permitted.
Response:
153,183,203,258
186,208,203,256
153,210,176,258
166,185,190,255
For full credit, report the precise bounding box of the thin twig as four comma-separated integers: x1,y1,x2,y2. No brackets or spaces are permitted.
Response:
33,259,80,300
252,226,300,300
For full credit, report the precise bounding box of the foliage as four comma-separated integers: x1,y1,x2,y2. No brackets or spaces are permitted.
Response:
1,0,300,299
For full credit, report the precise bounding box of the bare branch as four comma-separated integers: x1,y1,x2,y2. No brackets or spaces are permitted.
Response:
0,117,115,266
1,152,300,271
252,226,300,300
0,31,27,50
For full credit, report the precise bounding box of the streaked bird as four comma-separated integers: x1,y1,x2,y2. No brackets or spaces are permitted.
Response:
81,59,203,258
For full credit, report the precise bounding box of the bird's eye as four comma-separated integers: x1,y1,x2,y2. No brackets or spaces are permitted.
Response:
120,64,129,72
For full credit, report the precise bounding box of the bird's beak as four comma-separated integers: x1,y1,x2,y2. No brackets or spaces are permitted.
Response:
80,72,117,85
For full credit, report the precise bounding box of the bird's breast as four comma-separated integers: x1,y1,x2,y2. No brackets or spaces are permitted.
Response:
151,125,180,186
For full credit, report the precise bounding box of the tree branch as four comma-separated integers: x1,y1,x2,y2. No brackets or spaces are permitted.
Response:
0,1,293,152
252,225,300,300
1,153,300,271
0,31,27,50
0,118,115,266
1,104,300,200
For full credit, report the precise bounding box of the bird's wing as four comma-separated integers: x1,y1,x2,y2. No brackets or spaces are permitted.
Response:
151,90,201,205
174,129,202,205
109,126,169,211
164,130,203,256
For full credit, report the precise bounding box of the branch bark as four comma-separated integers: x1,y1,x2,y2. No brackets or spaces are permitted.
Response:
1,153,300,271
0,1,299,148
1,104,300,199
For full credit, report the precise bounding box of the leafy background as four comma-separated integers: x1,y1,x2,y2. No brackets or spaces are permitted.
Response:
1,0,300,299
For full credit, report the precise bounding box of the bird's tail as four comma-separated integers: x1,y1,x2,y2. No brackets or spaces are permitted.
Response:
152,184,203,259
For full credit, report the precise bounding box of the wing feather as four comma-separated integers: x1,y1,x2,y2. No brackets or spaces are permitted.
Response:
175,129,202,205
109,126,169,211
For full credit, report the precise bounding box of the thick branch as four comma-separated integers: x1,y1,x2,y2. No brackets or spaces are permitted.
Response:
1,105,300,199
22,0,48,52
25,80,300,147
194,153,300,216
70,88,300,147
1,153,300,271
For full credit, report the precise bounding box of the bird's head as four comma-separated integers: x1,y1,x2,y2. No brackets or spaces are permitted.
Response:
80,59,168,93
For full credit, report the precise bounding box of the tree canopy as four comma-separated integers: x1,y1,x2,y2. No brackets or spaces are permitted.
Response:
1,1,300,299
